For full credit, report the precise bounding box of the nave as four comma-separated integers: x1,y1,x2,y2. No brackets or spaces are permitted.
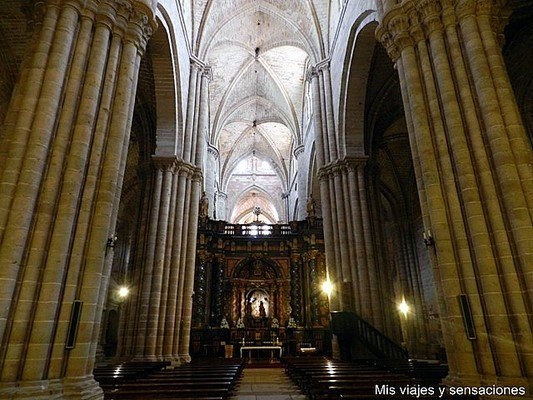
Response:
93,355,473,400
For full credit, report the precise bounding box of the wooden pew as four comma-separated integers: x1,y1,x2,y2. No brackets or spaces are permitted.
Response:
99,359,244,400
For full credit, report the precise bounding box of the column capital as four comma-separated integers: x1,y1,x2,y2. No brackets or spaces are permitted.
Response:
317,163,337,181
176,161,202,181
125,6,156,54
152,155,179,172
315,58,331,72
197,249,210,262
305,66,318,83
201,65,213,80
293,145,305,159
418,2,446,37
190,55,209,71
377,0,506,63
191,166,203,182
207,144,219,159
21,0,46,31
290,253,301,263
176,159,193,177
343,156,369,171
308,249,319,261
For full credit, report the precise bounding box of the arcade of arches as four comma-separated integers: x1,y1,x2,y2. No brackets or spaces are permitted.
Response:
0,0,532,399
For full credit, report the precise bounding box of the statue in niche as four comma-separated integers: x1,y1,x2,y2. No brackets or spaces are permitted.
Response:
306,195,316,218
259,301,266,318
199,191,209,218
248,289,269,320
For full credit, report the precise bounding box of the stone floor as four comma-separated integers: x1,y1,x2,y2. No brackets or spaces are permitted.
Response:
230,365,308,400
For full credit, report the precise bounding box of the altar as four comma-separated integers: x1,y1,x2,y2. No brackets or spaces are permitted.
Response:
240,345,283,361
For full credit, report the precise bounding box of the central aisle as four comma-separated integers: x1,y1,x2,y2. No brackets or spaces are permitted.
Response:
230,366,307,400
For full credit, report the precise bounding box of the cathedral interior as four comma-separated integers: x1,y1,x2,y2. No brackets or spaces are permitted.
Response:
0,0,532,399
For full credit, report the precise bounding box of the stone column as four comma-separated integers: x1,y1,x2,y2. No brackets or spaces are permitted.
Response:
169,165,192,362
289,254,303,324
206,145,219,218
293,145,308,220
216,192,227,221
0,0,155,397
308,251,321,327
178,61,210,363
133,157,176,360
317,158,386,330
377,0,533,391
160,166,184,362
192,250,209,327
211,255,225,326
182,63,200,163
120,163,152,359
310,68,339,310
319,63,338,163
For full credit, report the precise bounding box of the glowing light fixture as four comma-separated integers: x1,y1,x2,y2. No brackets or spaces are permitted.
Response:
118,286,130,299
321,280,333,297
398,298,410,317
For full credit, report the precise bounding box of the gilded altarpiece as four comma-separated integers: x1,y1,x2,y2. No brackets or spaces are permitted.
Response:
191,219,330,356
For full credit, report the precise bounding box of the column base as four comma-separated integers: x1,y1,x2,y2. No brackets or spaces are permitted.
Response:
62,375,104,399
179,354,191,364
0,376,103,400
162,356,181,368
330,334,340,359
132,355,159,362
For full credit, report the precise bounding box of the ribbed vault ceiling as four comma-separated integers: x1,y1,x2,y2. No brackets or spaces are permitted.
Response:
193,0,327,222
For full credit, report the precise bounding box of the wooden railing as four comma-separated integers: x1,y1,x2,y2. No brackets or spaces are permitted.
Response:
330,311,408,360
200,218,323,237
353,313,408,359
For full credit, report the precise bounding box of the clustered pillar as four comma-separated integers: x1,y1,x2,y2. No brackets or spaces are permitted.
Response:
376,0,533,392
310,62,389,332
121,61,211,365
0,0,155,398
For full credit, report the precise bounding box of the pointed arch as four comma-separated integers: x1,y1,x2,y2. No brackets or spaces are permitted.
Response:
151,8,185,156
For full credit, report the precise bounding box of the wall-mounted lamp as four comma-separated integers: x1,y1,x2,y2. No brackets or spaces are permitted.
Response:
106,234,118,249
423,229,434,247
398,298,410,317
321,279,333,297
117,286,129,300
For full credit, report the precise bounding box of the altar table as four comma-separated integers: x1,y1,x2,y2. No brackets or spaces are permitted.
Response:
240,345,283,360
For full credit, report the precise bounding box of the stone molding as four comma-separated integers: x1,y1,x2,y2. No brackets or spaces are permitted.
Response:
152,155,179,173
317,157,368,181
190,55,212,79
293,145,305,159
207,144,219,159
376,0,506,62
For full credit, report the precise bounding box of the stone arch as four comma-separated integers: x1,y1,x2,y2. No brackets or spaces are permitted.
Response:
233,256,283,279
220,125,290,186
338,13,379,158
503,6,533,144
229,185,281,224
151,8,183,156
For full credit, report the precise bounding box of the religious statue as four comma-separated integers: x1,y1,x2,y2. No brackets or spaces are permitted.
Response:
259,300,266,318
287,317,297,329
306,195,316,218
199,191,209,219
220,317,229,329
236,317,245,329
